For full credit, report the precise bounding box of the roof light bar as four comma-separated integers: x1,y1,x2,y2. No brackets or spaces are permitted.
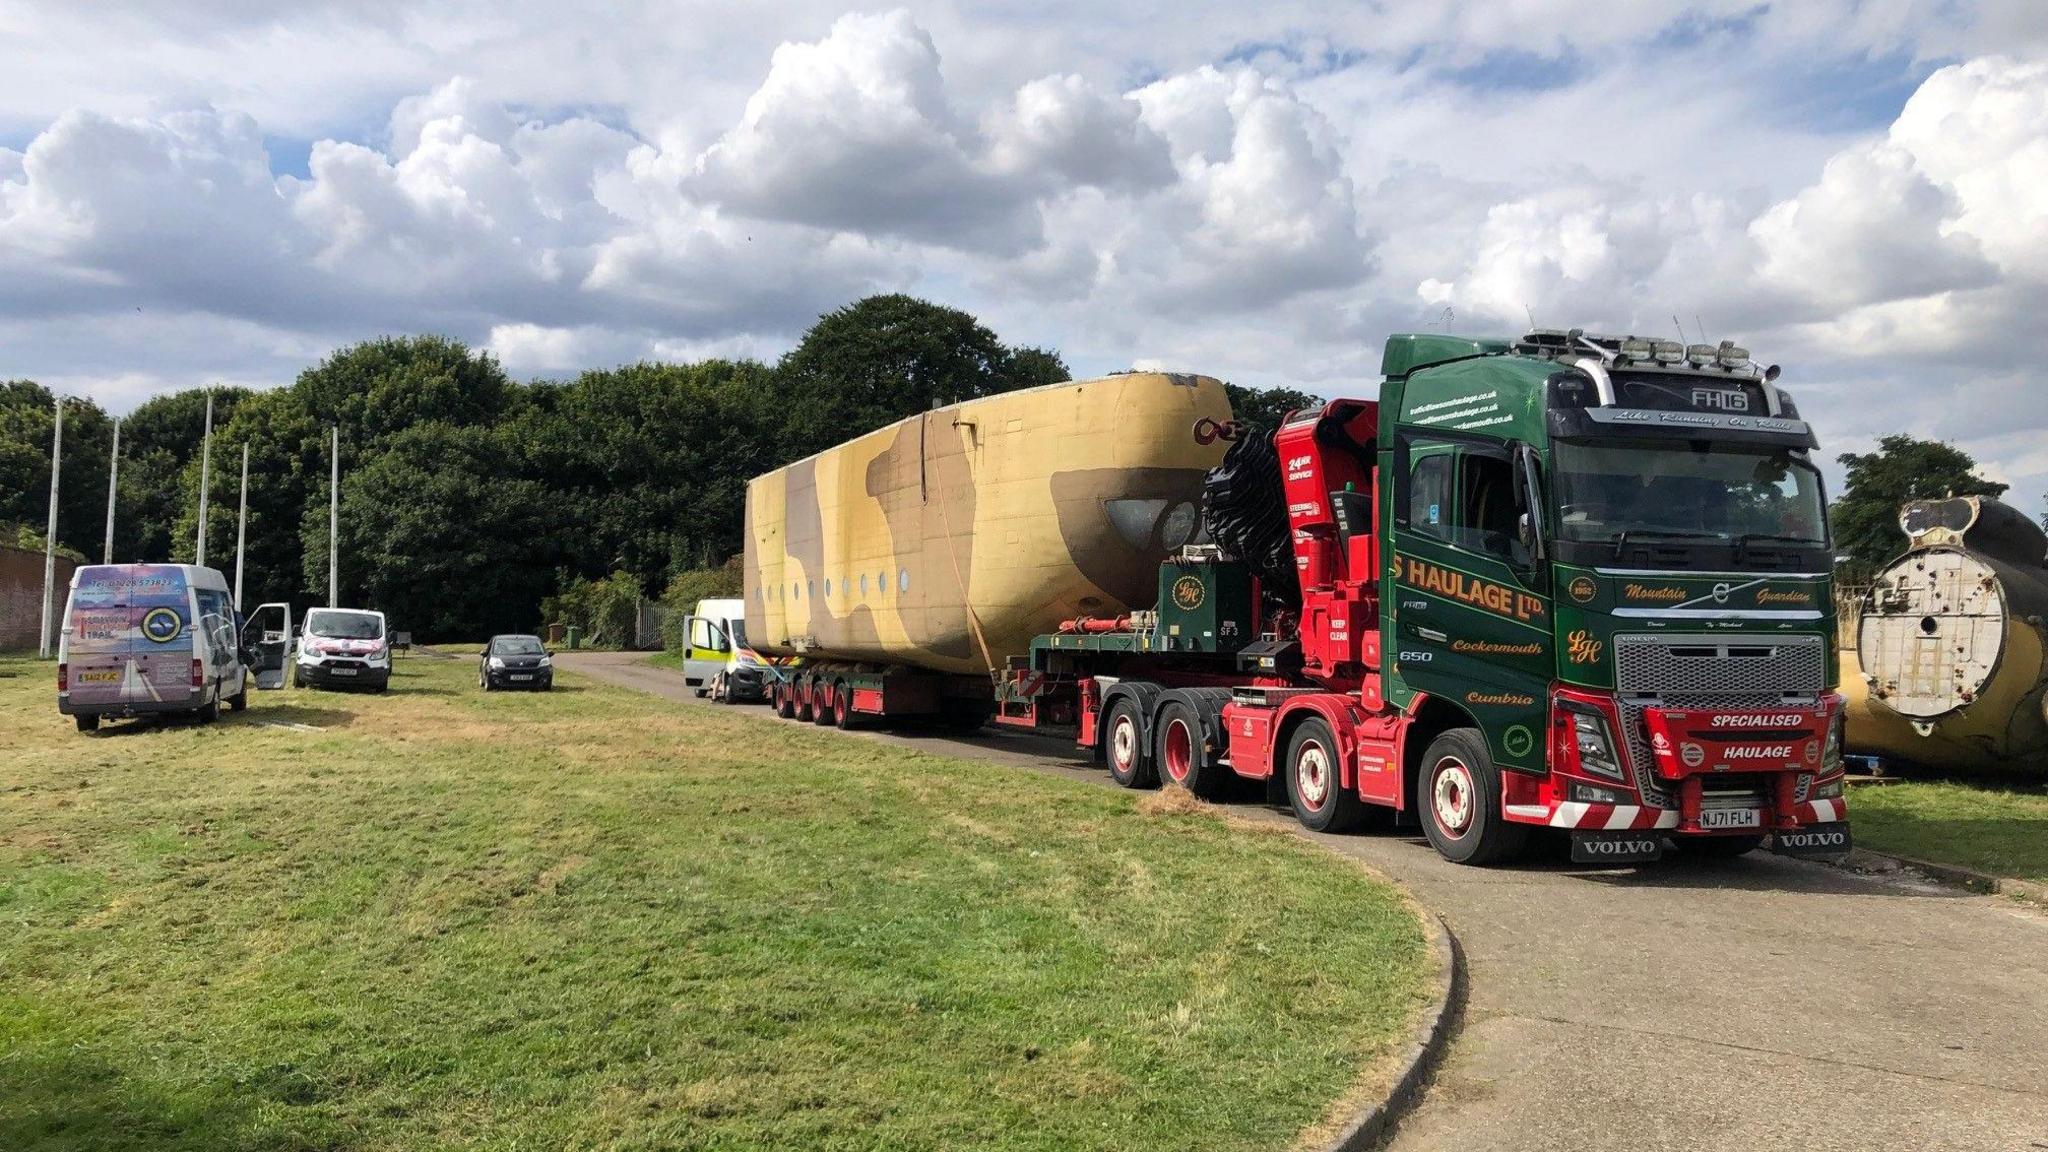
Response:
1716,341,1751,370
1652,340,1685,363
1685,343,1716,366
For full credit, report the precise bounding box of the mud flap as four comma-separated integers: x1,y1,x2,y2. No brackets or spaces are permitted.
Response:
1571,832,1666,864
1771,822,1851,859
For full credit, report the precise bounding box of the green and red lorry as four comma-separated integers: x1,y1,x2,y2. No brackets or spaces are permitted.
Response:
763,330,1850,865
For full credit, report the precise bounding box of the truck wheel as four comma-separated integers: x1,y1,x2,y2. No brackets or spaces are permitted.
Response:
1689,834,1765,859
796,680,817,723
1286,717,1365,833
812,681,837,726
76,714,100,733
1103,697,1156,789
834,683,857,730
1156,701,1231,800
1419,729,1528,866
774,683,796,719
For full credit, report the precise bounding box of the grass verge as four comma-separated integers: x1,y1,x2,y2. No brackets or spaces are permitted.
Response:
1,654,1430,1151
1850,779,2048,884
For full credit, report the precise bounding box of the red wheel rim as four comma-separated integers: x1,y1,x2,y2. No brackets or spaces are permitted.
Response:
1432,756,1475,837
1162,717,1194,783
1295,737,1330,811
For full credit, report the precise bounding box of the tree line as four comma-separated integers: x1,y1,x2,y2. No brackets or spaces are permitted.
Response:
5,292,2022,642
1,296,1071,641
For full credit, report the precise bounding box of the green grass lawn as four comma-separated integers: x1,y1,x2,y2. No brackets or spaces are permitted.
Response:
0,654,1430,1151
1850,779,2048,884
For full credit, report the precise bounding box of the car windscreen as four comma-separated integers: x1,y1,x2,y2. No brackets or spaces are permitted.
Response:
494,637,545,655
304,610,383,639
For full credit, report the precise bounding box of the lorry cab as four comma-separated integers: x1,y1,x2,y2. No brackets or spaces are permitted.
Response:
56,563,276,732
1369,330,1844,862
681,597,772,704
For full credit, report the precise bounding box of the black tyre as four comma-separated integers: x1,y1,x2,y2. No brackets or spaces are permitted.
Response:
228,679,248,712
796,680,816,722
1156,700,1232,800
1286,717,1365,833
76,714,99,733
1418,728,1528,866
834,683,857,730
292,668,305,689
197,687,221,724
774,682,797,719
1688,834,1766,859
1103,697,1156,788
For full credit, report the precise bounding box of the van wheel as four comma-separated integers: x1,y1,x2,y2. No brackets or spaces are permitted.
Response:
1156,700,1230,800
228,685,248,712
1419,728,1528,865
293,668,305,689
197,687,221,724
1103,698,1156,788
1287,717,1365,833
76,714,99,733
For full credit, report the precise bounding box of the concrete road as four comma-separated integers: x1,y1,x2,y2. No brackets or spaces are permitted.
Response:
562,652,2048,1152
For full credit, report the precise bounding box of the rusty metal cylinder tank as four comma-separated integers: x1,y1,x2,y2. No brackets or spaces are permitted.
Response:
744,373,1233,675
1843,496,2048,774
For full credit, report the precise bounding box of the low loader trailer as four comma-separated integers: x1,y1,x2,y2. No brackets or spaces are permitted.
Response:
754,333,1852,865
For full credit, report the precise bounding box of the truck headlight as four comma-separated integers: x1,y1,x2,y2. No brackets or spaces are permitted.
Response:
1570,709,1627,782
1822,712,1844,774
1812,776,1845,800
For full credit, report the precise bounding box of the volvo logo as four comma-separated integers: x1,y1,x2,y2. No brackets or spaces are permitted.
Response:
1711,582,1732,604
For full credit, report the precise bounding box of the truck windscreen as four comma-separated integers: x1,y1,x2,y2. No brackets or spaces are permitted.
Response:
1552,439,1827,547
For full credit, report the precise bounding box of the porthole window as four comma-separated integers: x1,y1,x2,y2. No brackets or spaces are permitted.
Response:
807,580,815,600
898,568,910,593
825,578,833,597
860,573,868,595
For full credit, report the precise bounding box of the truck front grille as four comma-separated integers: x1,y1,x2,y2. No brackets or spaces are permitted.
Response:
1611,635,1826,808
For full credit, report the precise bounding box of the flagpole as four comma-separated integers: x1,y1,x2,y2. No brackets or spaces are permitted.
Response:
195,390,213,566
39,396,63,659
103,417,120,564
328,426,339,607
234,443,249,610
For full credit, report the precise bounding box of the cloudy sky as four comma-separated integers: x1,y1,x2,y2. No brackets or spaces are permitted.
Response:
2,1,2045,511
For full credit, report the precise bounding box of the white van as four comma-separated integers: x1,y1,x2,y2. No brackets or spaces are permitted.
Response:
56,563,290,732
294,607,392,691
681,597,772,703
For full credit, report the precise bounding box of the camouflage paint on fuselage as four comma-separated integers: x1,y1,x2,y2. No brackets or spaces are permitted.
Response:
745,373,1233,675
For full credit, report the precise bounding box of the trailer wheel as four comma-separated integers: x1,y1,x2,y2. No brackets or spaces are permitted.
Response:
1157,701,1231,800
1103,697,1156,788
1286,717,1365,833
833,683,857,730
812,680,837,726
796,678,817,723
1419,728,1528,866
774,681,797,719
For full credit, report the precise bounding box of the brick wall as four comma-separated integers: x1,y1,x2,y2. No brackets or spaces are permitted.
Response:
0,543,77,652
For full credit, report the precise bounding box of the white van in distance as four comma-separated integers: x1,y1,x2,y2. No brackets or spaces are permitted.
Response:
55,563,289,732
294,607,392,691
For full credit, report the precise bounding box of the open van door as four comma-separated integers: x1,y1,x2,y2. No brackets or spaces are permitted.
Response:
247,603,292,690
680,615,730,696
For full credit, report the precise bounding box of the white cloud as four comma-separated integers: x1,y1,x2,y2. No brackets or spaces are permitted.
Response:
0,5,2043,514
